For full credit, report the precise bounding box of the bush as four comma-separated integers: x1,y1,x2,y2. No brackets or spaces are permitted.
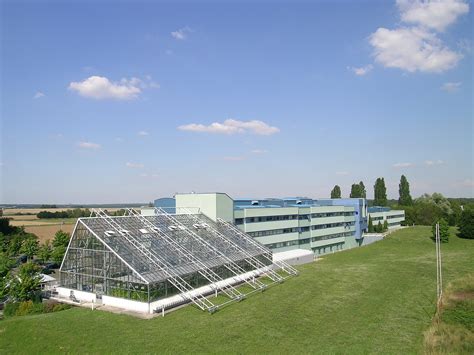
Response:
458,208,474,239
432,218,449,243
3,302,19,317
3,300,72,317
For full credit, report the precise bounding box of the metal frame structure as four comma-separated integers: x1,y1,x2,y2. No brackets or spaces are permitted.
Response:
59,208,296,313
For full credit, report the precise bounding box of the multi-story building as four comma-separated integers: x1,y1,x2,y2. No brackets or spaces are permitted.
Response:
152,193,375,256
367,207,405,229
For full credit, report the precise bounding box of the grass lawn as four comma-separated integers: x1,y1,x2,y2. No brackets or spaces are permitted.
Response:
1,226,473,354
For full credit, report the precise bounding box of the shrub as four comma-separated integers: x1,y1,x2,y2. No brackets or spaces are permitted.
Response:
458,208,474,239
15,300,34,316
432,218,449,243
3,302,19,317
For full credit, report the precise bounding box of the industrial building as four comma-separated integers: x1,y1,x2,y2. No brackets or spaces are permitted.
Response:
57,208,297,314
367,207,406,229
153,193,373,256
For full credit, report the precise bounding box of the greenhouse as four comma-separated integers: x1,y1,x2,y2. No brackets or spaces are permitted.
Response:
58,208,297,313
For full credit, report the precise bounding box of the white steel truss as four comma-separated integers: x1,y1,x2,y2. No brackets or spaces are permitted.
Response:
126,208,245,304
91,209,218,312
216,218,299,276
153,208,268,291
177,208,286,283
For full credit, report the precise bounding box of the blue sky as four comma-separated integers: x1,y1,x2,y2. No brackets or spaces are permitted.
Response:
1,0,473,204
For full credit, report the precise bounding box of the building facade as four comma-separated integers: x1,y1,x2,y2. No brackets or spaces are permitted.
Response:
153,193,382,256
367,207,405,229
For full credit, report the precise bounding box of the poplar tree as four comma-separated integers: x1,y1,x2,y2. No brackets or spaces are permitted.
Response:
374,178,387,206
398,175,413,206
330,185,341,199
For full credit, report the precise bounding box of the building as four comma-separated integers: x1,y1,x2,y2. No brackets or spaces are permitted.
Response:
155,193,371,256
367,207,406,229
57,208,296,314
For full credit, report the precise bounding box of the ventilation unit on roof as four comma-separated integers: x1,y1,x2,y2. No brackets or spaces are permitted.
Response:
139,228,149,234
104,231,115,237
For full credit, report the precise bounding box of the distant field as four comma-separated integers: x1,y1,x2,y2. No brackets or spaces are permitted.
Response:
2,207,123,242
24,224,75,242
1,227,472,353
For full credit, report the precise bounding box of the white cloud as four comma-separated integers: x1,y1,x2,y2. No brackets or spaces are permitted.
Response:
69,76,140,100
425,159,444,166
397,0,469,32
68,75,159,100
78,141,101,149
115,137,123,142
126,162,144,169
370,27,462,73
178,119,280,136
336,171,349,176
347,64,373,76
441,82,461,92
251,149,269,154
393,162,414,168
171,27,192,40
138,131,149,136
33,92,45,99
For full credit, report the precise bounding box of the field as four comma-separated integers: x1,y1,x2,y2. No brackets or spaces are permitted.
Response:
0,227,473,354
2,208,120,243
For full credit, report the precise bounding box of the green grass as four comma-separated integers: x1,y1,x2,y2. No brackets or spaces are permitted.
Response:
423,274,474,354
1,227,473,354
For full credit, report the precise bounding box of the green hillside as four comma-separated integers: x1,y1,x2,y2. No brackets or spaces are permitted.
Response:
1,226,473,354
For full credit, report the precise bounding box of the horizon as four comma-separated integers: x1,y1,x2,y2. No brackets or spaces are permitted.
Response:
1,0,473,204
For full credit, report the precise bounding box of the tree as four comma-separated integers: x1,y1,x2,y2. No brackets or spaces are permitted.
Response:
368,216,374,233
374,178,387,206
51,245,66,265
398,175,413,206
8,262,41,302
458,208,474,239
0,252,14,278
20,238,39,261
383,220,388,231
376,221,383,233
359,181,366,198
432,218,449,243
37,241,52,264
331,185,341,199
52,230,70,248
350,182,365,198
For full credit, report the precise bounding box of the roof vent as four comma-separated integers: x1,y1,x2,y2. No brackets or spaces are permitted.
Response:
139,228,149,234
105,231,115,237
251,200,259,206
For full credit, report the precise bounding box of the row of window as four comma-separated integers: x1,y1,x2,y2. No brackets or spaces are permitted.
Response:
266,232,354,250
235,212,355,225
312,232,354,241
387,214,405,219
247,222,354,237
311,222,355,230
247,228,299,237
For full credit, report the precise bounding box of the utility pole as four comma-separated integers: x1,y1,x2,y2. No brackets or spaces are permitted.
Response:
435,222,443,311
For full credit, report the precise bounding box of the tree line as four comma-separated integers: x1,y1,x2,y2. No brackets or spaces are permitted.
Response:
330,175,474,232
37,208,127,219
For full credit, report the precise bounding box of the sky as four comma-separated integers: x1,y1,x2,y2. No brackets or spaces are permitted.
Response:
1,0,473,204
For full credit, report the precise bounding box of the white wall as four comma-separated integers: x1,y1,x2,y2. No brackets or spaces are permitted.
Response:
57,287,96,303
102,295,149,313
